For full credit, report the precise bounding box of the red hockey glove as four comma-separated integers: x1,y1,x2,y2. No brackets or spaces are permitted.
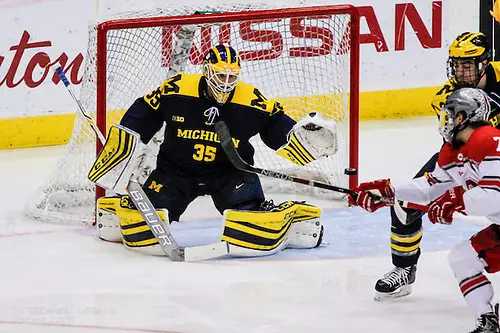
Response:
349,179,394,213
427,186,466,225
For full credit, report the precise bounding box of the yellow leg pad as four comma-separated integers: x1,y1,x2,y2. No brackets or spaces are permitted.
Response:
222,202,297,251
292,201,322,222
222,201,323,256
97,196,168,249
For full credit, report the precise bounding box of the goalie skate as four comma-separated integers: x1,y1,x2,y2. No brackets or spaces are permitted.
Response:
374,265,416,301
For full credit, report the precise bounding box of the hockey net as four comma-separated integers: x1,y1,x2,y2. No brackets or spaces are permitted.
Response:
25,4,359,226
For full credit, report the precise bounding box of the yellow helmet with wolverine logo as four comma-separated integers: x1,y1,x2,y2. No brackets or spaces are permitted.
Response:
447,32,491,87
203,44,241,105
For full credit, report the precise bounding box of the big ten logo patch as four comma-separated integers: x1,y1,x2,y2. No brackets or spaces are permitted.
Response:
148,181,164,193
172,115,184,123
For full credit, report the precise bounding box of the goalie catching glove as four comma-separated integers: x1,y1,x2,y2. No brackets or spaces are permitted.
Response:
88,125,147,193
276,112,338,166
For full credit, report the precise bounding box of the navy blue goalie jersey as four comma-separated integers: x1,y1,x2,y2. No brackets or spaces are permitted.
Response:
120,73,295,177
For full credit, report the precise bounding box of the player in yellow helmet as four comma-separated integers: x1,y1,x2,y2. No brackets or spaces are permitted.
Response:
202,44,241,104
435,32,500,116
447,32,494,88
369,32,500,302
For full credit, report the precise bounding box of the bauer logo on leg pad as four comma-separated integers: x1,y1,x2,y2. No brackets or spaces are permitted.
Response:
120,208,169,248
128,189,173,247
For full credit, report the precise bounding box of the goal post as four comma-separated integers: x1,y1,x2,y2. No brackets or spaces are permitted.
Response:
26,4,360,226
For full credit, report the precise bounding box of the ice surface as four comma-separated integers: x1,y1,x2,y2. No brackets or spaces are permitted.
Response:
0,117,493,333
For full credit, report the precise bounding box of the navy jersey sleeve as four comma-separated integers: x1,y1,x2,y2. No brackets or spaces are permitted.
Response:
484,62,500,128
120,98,164,144
259,102,295,150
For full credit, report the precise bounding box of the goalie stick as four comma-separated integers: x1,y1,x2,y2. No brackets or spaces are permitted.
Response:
214,121,429,215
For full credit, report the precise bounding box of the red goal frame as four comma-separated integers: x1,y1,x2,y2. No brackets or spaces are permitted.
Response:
95,5,360,199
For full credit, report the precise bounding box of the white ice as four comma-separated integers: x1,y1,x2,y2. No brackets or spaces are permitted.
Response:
0,117,494,333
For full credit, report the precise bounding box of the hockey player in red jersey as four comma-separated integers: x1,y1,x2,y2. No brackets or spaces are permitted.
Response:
351,88,500,332
374,31,500,302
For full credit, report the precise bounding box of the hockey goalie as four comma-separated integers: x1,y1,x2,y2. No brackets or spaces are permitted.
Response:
88,45,339,259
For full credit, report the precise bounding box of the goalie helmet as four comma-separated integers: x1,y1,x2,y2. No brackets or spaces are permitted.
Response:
438,88,491,142
203,44,241,104
447,32,491,88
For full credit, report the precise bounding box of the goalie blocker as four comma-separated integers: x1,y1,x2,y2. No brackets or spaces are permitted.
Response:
88,124,146,193
97,198,324,257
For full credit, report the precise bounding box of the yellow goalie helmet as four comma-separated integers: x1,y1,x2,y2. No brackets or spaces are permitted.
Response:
203,44,241,104
447,32,491,87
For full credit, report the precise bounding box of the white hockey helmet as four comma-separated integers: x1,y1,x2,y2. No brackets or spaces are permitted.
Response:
438,87,491,142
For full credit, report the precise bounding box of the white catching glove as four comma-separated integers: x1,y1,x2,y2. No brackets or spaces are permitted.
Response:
276,112,338,166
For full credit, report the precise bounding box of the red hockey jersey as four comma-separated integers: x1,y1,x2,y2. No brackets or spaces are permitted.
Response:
395,125,500,222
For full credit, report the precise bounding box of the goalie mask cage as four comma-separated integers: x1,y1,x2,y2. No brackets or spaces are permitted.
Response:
26,4,360,226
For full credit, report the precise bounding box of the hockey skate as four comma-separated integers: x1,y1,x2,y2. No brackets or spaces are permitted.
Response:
470,304,500,333
374,265,416,301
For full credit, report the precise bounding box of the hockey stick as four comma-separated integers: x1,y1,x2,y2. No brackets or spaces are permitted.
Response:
215,121,429,213
55,68,106,144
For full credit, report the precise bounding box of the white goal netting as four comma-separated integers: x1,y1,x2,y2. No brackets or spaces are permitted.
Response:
25,4,359,225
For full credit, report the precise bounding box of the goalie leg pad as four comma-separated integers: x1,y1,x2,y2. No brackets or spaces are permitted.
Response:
221,201,296,257
88,125,146,193
97,196,169,256
286,202,324,249
221,201,323,257
96,196,123,242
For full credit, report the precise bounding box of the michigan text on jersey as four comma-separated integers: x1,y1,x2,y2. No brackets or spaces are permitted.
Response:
177,129,240,148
